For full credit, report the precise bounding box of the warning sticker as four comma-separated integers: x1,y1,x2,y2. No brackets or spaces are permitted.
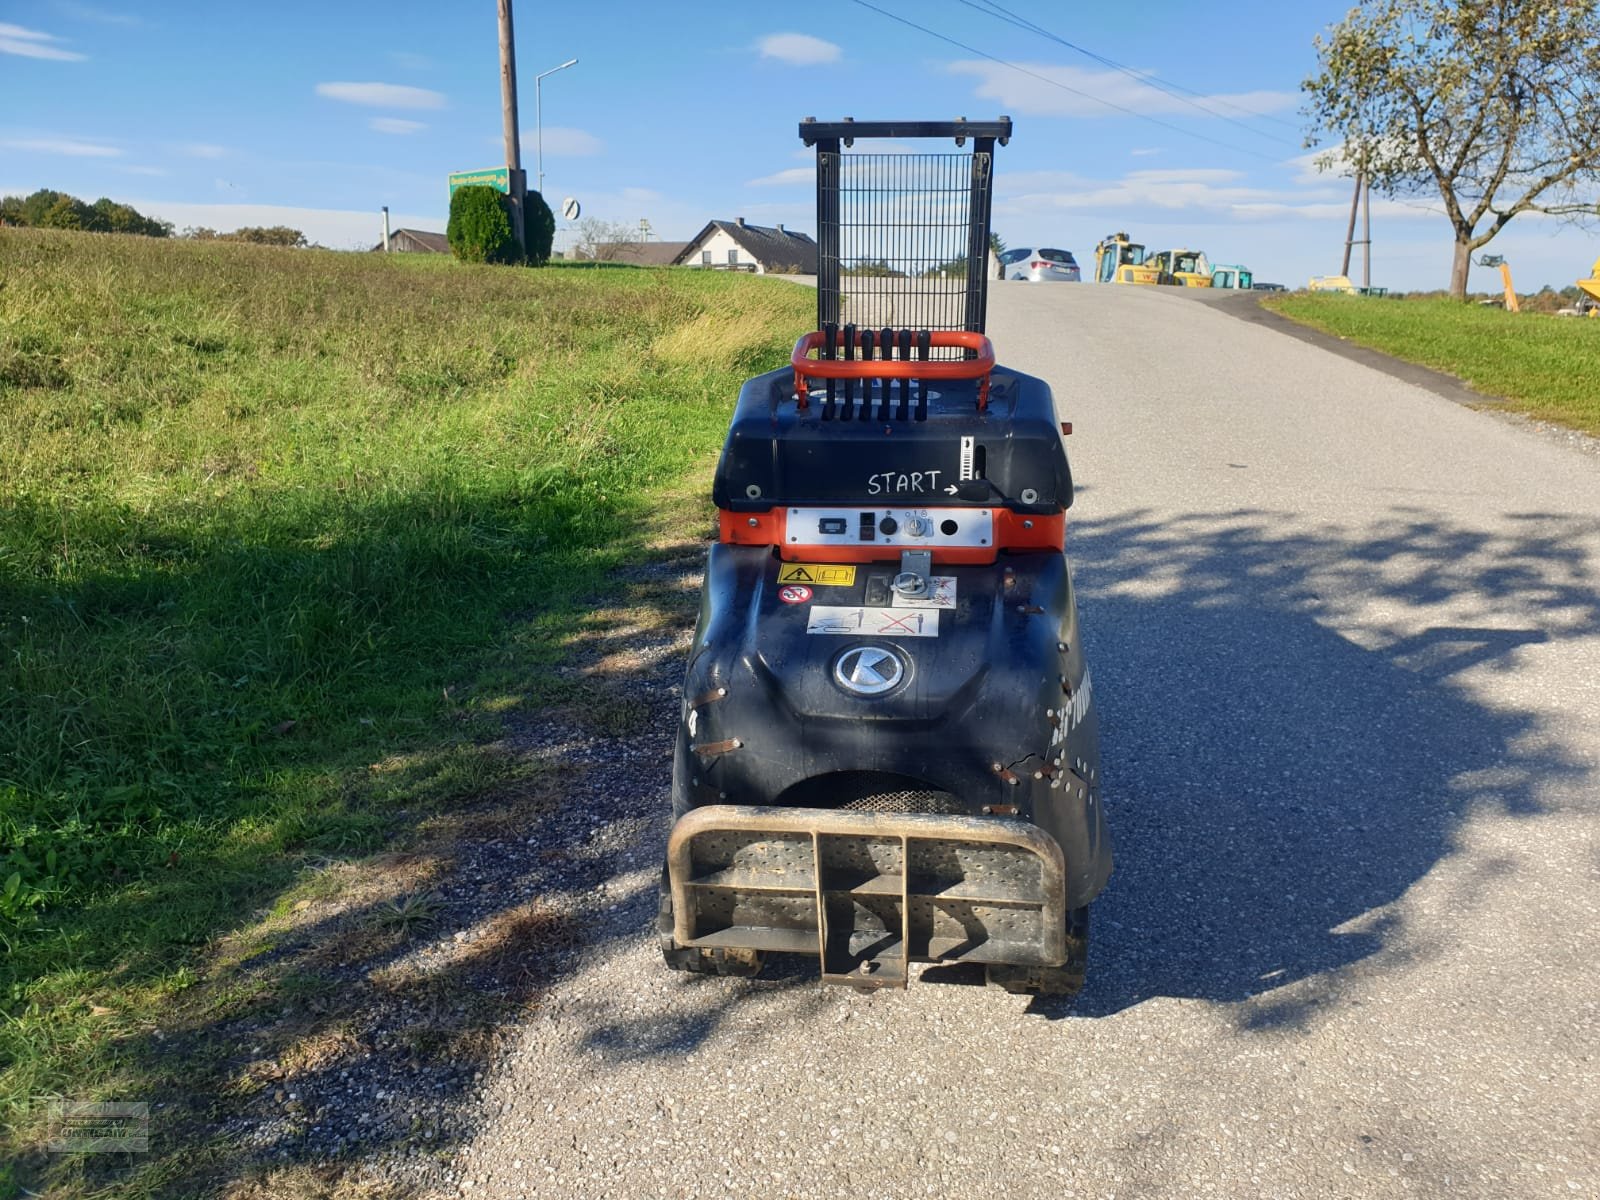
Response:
778,563,856,587
777,584,813,605
891,577,957,610
806,607,940,637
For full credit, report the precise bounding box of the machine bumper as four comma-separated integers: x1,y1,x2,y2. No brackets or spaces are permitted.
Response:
666,805,1068,989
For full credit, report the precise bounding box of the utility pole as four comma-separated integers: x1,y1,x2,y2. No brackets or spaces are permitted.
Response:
1341,170,1361,278
1361,174,1372,291
497,0,526,257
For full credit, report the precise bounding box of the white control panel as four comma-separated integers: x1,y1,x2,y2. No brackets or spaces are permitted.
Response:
786,506,993,549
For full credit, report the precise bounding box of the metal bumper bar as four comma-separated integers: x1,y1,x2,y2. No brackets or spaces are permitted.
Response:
666,805,1067,989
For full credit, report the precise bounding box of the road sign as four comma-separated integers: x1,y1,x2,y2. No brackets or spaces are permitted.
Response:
448,167,510,196
561,197,581,221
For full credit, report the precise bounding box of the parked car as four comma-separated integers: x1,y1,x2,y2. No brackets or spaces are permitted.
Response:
998,246,1081,282
1251,281,1288,292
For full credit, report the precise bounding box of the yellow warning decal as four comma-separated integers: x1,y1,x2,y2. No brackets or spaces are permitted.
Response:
778,563,856,587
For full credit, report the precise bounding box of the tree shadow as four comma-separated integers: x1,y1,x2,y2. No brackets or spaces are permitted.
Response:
565,505,1596,1052
1061,507,1595,1023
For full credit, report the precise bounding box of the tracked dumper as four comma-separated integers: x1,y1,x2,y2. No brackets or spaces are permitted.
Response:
661,118,1112,996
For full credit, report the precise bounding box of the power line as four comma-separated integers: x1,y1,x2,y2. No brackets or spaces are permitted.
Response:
960,0,1303,141
848,0,1284,163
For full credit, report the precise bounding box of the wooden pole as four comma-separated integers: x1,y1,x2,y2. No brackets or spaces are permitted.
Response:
498,0,526,256
1341,170,1360,278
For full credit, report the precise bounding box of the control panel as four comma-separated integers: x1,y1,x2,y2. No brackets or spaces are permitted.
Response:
786,506,993,549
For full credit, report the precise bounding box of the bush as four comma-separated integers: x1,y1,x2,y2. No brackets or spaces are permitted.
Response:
0,188,171,236
447,185,515,264
446,185,555,266
524,190,555,266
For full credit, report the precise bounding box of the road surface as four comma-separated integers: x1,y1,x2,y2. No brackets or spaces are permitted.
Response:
454,284,1600,1198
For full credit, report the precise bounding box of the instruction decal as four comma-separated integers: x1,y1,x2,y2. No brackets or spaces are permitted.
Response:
778,563,856,587
891,577,956,610
778,584,813,605
806,607,940,637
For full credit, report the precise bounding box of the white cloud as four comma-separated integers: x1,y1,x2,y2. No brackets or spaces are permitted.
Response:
2,136,120,157
389,51,431,70
758,32,841,66
315,81,445,110
119,164,167,176
53,3,141,25
178,142,227,159
746,166,813,188
1288,144,1354,184
523,127,603,156
949,60,1297,120
0,22,86,60
371,118,425,135
1129,147,1163,157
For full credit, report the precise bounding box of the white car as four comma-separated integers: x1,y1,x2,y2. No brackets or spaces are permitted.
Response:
998,246,1081,282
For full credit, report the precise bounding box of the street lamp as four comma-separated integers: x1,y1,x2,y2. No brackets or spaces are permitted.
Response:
535,57,578,196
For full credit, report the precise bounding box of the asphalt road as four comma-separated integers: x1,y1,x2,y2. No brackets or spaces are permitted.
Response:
459,284,1600,1198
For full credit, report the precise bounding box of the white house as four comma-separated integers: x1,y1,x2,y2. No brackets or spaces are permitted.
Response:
671,218,817,275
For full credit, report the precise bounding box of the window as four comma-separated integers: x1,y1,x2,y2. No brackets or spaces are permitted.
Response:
701,250,711,265
728,248,739,265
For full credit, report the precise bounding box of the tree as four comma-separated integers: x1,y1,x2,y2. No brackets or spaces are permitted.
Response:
447,185,515,264
573,217,638,261
523,190,555,266
0,188,171,237
1303,0,1600,298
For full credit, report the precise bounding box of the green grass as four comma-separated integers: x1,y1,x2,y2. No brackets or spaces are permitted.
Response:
0,227,810,1191
1262,294,1600,435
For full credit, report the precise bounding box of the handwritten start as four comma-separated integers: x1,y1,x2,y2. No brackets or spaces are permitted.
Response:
866,470,943,496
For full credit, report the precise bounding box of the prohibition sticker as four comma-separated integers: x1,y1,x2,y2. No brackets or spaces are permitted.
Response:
778,584,813,605
778,563,856,587
806,606,940,637
891,576,956,610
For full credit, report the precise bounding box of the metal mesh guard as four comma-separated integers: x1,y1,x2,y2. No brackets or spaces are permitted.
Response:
817,150,995,346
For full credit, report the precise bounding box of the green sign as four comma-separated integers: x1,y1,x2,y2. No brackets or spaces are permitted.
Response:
448,167,510,196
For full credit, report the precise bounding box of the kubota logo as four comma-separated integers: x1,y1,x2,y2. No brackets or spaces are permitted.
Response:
833,645,905,697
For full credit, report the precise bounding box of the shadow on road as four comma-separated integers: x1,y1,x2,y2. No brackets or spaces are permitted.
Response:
1063,506,1595,1023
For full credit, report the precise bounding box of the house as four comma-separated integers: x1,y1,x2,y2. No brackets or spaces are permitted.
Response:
371,228,449,253
572,240,689,266
671,218,816,275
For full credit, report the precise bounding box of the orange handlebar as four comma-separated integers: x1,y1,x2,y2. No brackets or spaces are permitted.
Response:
790,329,994,411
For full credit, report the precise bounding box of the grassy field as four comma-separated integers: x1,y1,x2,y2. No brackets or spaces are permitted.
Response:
0,227,810,1195
1262,294,1600,435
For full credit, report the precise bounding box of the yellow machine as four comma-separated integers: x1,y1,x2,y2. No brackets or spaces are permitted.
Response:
1147,248,1213,288
1577,256,1600,316
1477,254,1520,312
1308,274,1358,294
1093,232,1168,285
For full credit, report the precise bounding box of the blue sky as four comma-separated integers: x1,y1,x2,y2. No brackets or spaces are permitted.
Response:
2,0,1594,291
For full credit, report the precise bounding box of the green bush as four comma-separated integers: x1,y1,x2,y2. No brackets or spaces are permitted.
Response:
0,188,171,236
524,189,555,266
447,185,515,264
445,185,555,266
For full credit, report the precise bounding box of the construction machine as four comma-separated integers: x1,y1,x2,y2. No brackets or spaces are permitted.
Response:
1147,248,1213,288
660,118,1112,997
1576,256,1600,316
1210,263,1254,289
1093,232,1168,285
1477,254,1520,312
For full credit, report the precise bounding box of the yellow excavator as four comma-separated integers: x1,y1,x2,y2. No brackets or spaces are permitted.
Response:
1093,232,1169,285
1146,248,1213,288
1576,255,1600,316
1477,254,1520,312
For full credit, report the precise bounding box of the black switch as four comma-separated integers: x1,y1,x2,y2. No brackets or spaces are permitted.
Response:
858,512,875,541
878,516,899,536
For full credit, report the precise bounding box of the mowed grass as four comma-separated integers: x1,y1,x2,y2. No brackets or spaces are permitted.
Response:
0,228,809,1184
1262,293,1600,435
